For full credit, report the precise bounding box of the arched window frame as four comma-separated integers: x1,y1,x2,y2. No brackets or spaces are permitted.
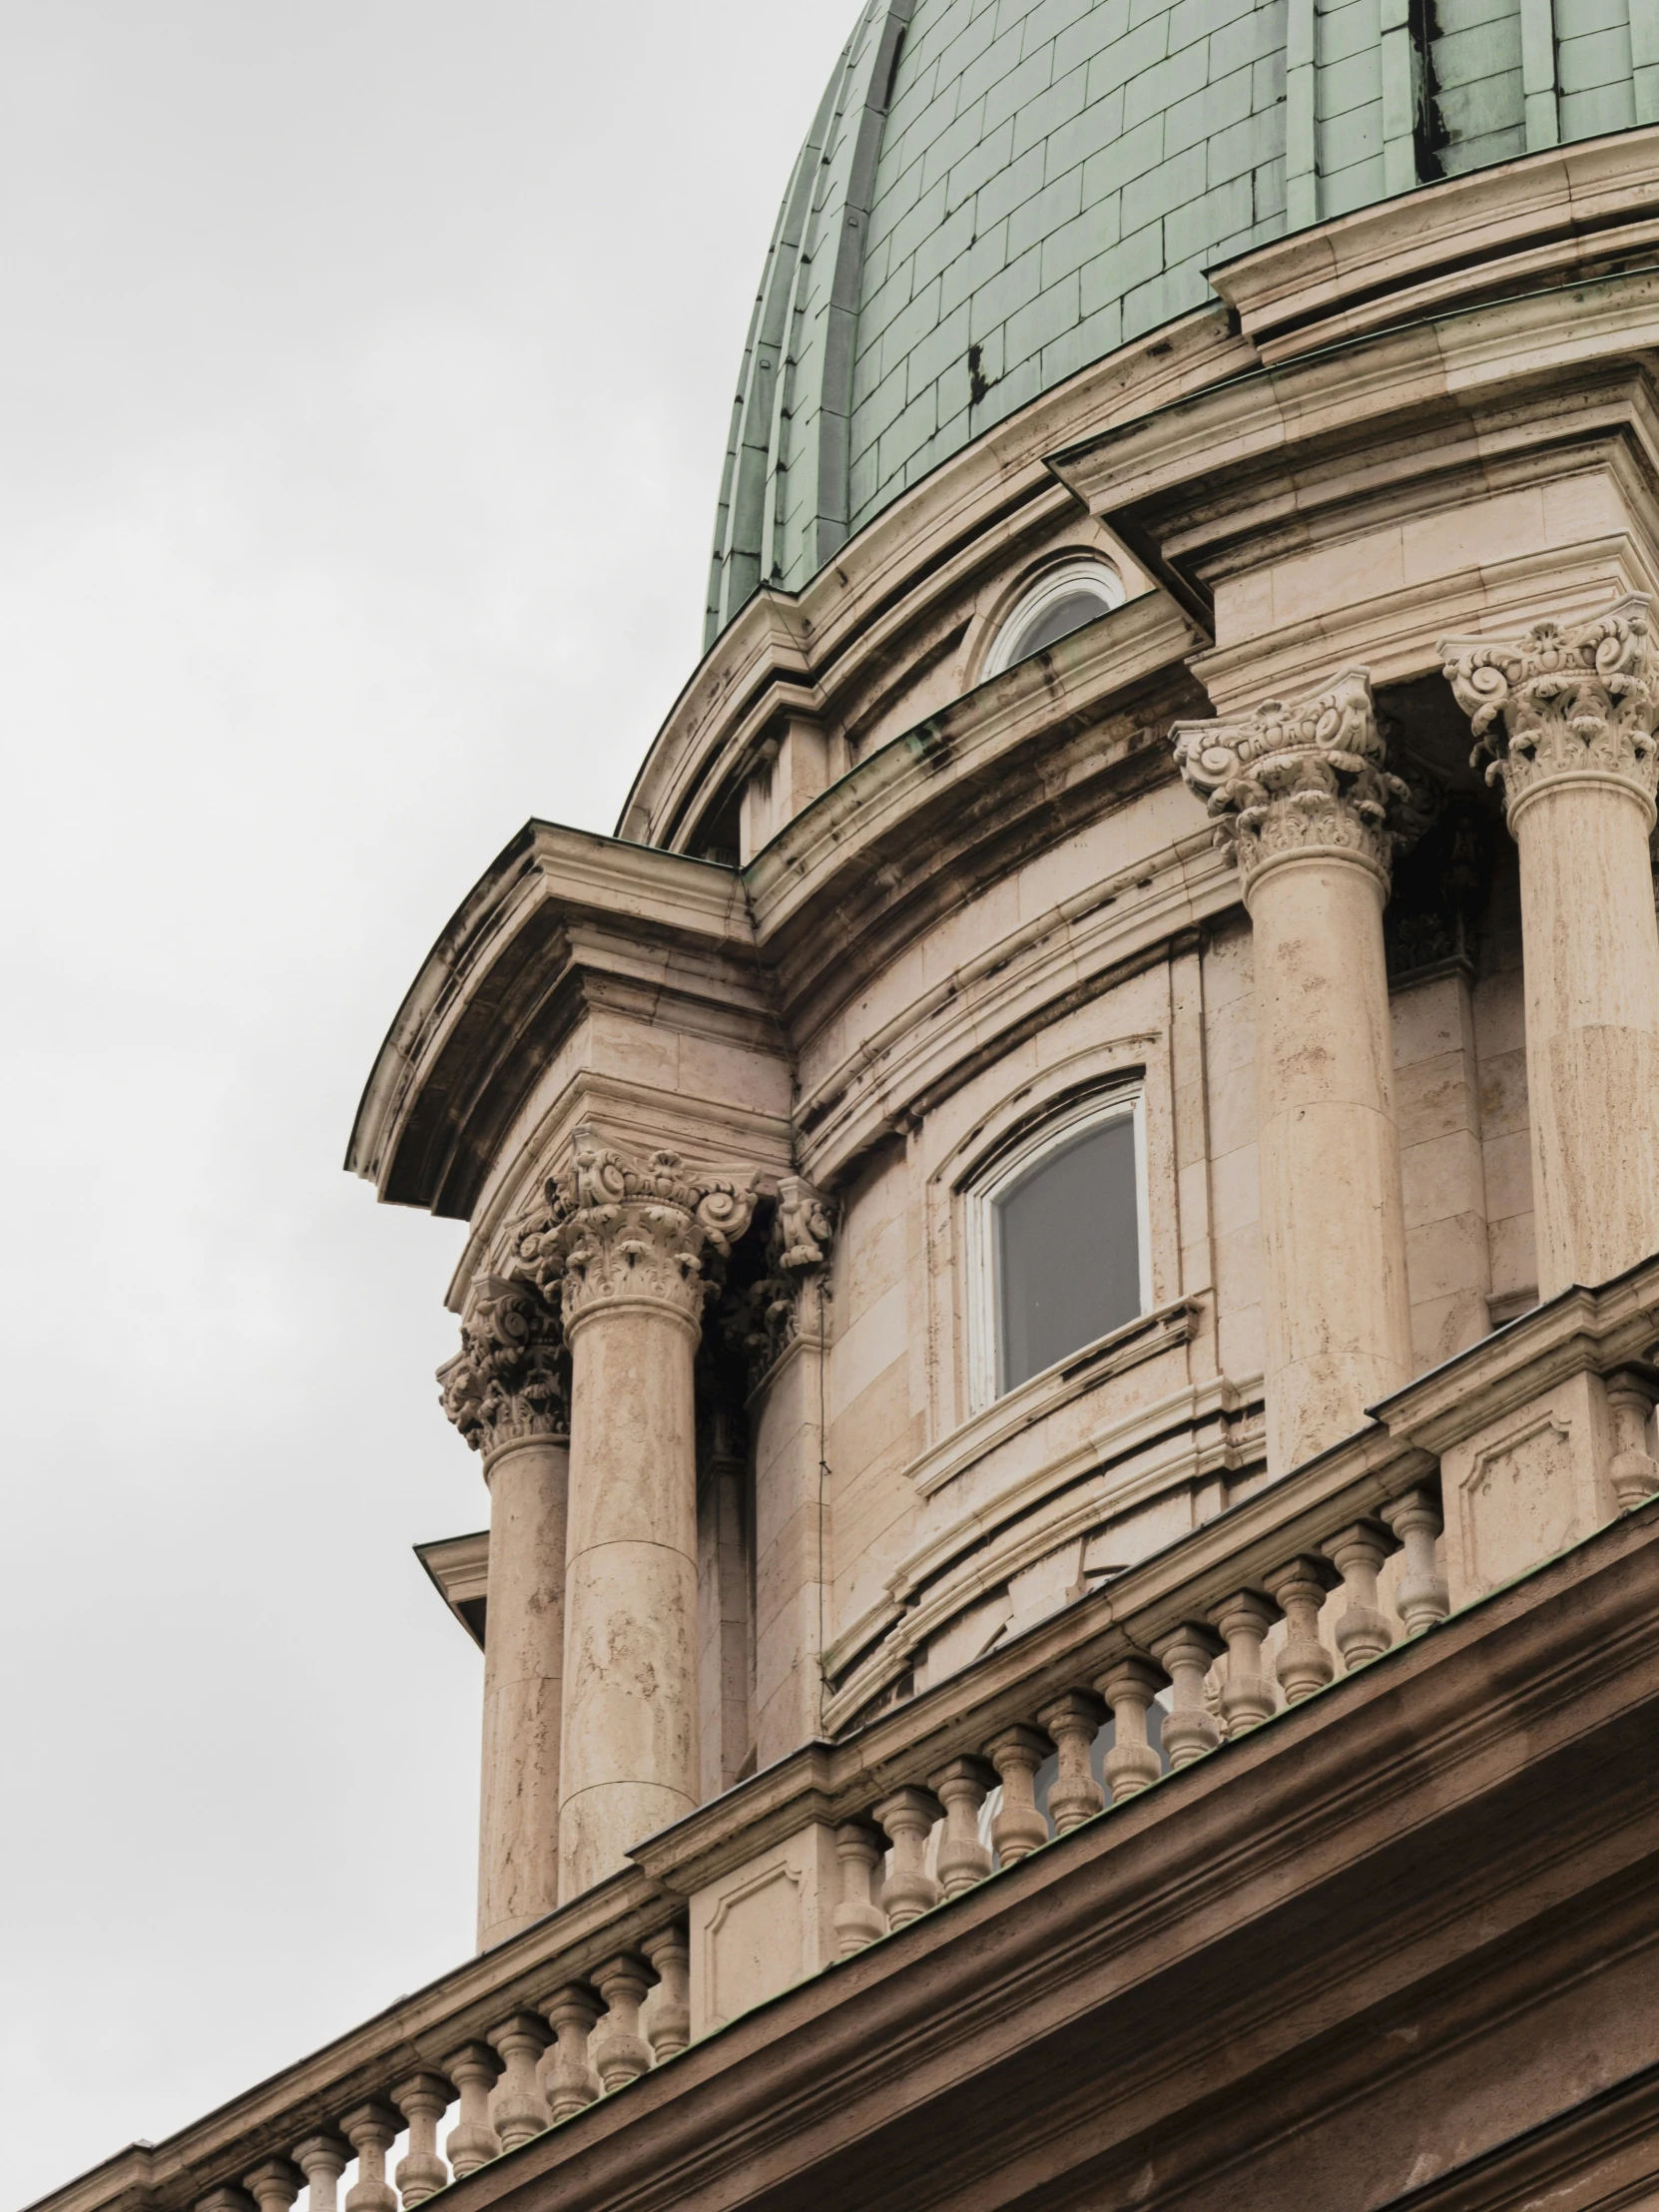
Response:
964,1085,1151,1412
982,556,1126,679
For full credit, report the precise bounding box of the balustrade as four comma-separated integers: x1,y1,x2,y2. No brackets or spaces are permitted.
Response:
53,1463,1470,2212
825,1490,1456,1957
152,1909,693,2212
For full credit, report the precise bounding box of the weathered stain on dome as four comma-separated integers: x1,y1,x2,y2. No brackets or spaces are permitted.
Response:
706,0,1657,647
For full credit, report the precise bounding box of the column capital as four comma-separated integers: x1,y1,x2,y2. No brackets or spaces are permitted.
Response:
1439,595,1658,825
1172,667,1407,896
552,1125,763,1334
723,1175,837,1385
438,1274,569,1454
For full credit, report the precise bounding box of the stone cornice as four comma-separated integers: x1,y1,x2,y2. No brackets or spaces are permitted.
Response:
1209,125,1659,362
452,1500,1659,2212
620,312,1244,855
344,823,785,1220
1047,281,1659,630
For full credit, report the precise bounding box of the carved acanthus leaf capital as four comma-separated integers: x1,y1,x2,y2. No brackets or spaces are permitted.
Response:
551,1125,764,1331
438,1274,569,1453
1439,596,1658,820
1172,668,1408,891
723,1175,837,1384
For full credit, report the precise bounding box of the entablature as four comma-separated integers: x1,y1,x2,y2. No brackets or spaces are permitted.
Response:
619,310,1247,857
346,823,784,1222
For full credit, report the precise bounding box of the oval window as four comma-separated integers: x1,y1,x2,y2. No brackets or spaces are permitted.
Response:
986,559,1125,677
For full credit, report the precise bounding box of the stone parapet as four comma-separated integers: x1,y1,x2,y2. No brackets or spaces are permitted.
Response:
51,1468,1659,2212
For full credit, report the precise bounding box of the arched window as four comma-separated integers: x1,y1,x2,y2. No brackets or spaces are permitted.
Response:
968,1091,1147,1405
985,558,1125,677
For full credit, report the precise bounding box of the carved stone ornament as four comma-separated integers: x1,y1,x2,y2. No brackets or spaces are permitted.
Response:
723,1175,837,1385
438,1274,569,1453
550,1125,763,1331
1439,596,1658,820
1171,668,1409,891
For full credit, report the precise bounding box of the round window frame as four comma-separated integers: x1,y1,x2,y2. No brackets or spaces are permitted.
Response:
983,557,1126,679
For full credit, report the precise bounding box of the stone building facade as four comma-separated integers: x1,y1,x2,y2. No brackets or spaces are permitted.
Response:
36,9,1659,2212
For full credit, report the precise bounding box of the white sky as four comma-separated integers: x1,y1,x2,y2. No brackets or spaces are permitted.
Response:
0,6,851,2198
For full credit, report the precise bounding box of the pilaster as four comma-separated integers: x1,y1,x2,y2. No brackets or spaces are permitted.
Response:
1441,597,1659,1296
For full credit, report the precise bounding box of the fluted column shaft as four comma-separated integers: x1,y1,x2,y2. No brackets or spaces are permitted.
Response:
1444,599,1659,1295
1176,672,1412,1471
552,1131,757,1899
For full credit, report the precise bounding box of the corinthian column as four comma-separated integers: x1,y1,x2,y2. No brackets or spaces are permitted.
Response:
1174,670,1413,1472
549,1130,757,1898
725,1177,836,1770
1441,598,1659,1296
440,1273,570,1951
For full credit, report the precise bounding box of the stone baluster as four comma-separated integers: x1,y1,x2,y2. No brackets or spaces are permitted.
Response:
541,1985,603,2122
986,1725,1052,1865
873,1786,943,1928
340,2105,399,2212
1382,1489,1452,1632
292,2135,350,2212
643,1926,692,2061
1211,1593,1278,1738
591,1954,657,2093
1267,1556,1338,1704
1324,1522,1396,1670
1605,1374,1659,1510
487,2013,551,2150
439,2045,501,2178
1150,1624,1224,1767
390,2075,451,2207
440,1268,571,1951
1038,1691,1107,1832
1442,601,1659,1297
243,2162,300,2212
1174,673,1413,1473
551,1130,759,1899
832,1821,886,1955
1098,1661,1164,1803
929,1756,995,1896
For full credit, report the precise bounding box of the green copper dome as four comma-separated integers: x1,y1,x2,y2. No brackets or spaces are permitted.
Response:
706,0,1656,644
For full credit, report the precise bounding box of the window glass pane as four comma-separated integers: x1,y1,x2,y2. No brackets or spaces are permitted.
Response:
1007,589,1110,665
995,1114,1140,1392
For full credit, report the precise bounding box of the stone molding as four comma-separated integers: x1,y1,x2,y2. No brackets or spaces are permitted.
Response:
1439,595,1658,825
723,1177,836,1388
1171,669,1408,894
550,1126,764,1336
438,1275,570,1454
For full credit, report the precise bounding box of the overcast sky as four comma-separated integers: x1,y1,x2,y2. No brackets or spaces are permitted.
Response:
0,6,850,2198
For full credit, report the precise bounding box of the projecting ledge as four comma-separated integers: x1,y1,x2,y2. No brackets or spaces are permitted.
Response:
344,819,785,1219
450,1502,1659,2212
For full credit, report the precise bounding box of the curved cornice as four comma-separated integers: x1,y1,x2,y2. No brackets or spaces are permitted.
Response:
622,307,1242,852
345,826,767,1218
